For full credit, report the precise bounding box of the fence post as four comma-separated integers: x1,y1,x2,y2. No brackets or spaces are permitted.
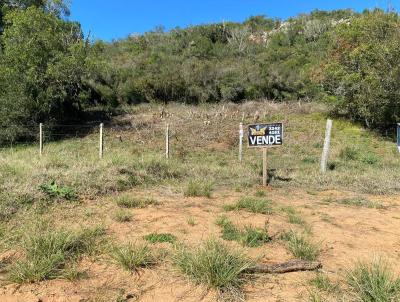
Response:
239,123,243,162
321,119,333,173
166,123,170,159
99,123,104,159
39,123,43,156
263,148,268,186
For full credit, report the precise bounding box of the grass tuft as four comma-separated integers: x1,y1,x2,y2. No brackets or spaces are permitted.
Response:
281,206,305,225
347,258,400,302
282,231,320,261
184,180,213,198
173,239,253,293
116,195,157,209
224,197,273,214
110,242,156,272
144,233,177,244
113,210,132,223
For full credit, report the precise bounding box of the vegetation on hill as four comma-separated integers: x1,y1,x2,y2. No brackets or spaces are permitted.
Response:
0,1,400,144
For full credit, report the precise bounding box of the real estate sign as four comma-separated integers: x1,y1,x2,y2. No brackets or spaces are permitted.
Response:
248,123,283,148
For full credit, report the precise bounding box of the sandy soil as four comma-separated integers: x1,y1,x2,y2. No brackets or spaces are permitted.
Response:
1,187,399,302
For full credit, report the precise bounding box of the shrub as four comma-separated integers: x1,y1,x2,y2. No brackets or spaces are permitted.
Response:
144,233,177,244
184,180,213,198
116,195,157,209
224,197,273,214
340,147,359,161
173,239,253,292
282,231,320,261
347,258,400,302
110,243,156,272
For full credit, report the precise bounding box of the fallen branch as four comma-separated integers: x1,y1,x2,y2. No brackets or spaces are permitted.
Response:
245,259,322,274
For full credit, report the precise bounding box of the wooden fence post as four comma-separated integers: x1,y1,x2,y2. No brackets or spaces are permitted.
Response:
263,148,267,186
99,123,104,159
239,123,243,162
39,123,43,156
320,119,333,173
166,123,170,159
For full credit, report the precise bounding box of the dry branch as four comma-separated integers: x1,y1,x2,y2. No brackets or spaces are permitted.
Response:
245,259,322,274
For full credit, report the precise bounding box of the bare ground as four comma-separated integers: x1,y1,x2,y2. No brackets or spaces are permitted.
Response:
1,186,399,302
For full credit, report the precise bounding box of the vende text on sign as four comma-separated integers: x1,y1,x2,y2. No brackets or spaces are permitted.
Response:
248,123,283,148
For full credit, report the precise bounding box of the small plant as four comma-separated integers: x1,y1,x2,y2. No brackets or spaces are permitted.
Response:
216,217,270,247
187,217,196,226
110,243,156,272
347,258,400,302
340,147,359,161
113,210,132,223
361,153,379,165
282,231,320,261
281,206,305,225
39,181,77,201
254,190,266,197
173,239,253,294
184,180,213,198
116,195,157,209
338,198,383,209
310,273,337,293
224,197,273,214
144,233,177,244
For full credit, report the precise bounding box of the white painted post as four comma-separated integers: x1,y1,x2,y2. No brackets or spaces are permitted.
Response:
263,148,268,186
39,123,43,156
321,119,333,173
99,123,104,159
239,123,244,162
166,123,170,159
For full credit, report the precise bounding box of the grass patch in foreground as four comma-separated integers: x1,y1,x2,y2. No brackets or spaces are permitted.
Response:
281,231,320,261
184,180,213,198
280,206,305,225
144,233,177,244
116,194,157,209
110,243,156,272
173,239,253,296
347,258,400,302
337,198,384,209
224,197,273,214
8,226,105,283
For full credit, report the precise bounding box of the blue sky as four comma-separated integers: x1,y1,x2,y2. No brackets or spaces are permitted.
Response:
70,0,399,41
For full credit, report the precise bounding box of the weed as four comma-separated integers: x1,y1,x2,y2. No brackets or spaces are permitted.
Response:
173,239,253,294
338,198,384,209
340,147,359,161
281,206,305,225
224,197,273,214
144,233,177,244
39,181,77,201
347,258,400,302
184,180,213,198
110,243,156,272
310,273,337,293
254,190,266,197
116,195,157,209
187,217,196,226
282,231,320,261
113,210,132,223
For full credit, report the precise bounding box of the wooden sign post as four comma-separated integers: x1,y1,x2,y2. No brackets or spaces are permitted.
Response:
397,123,400,153
248,123,284,187
239,123,244,162
320,119,333,173
39,123,43,156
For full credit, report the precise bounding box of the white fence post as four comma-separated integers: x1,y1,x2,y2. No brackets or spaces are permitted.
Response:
39,123,43,156
239,123,243,162
99,123,104,159
321,119,333,173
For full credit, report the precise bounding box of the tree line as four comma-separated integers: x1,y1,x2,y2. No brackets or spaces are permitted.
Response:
0,0,399,144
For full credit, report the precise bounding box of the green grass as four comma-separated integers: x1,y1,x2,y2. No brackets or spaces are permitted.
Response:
116,195,157,209
173,239,253,294
39,181,78,201
282,231,320,261
113,210,132,222
187,217,196,226
347,258,400,302
310,273,337,293
281,206,305,225
110,243,156,272
224,197,273,214
144,233,177,244
8,226,105,283
254,190,266,197
184,179,213,198
216,216,270,247
337,198,384,209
